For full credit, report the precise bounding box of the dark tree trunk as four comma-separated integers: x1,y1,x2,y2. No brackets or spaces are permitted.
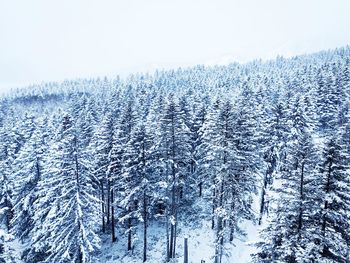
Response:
143,191,147,262
78,249,83,263
184,238,188,263
322,159,332,234
73,136,83,263
258,170,269,225
259,147,276,225
214,180,224,263
169,223,174,258
165,166,170,262
101,180,106,233
128,207,132,251
211,187,216,230
166,206,170,262
169,114,177,259
229,225,234,242
298,162,305,232
142,139,148,262
111,186,116,242
4,197,12,230
107,177,111,226
173,218,177,258
229,199,235,242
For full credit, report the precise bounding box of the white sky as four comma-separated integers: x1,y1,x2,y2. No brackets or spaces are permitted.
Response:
1,0,350,91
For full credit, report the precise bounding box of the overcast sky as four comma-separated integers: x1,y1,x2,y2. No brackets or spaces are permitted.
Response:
1,0,350,91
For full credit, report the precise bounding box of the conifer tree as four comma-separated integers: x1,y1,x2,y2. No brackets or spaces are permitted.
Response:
159,94,191,261
11,118,47,241
32,114,100,263
0,128,13,233
88,112,114,233
121,121,156,262
254,97,321,262
317,137,350,262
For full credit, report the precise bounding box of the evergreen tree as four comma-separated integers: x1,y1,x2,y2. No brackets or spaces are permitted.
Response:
0,129,13,243
120,121,156,262
113,99,138,250
227,96,258,241
159,94,191,261
0,44,349,263
32,115,100,263
316,66,344,133
258,98,290,224
188,96,207,198
254,97,322,262
11,118,47,241
317,137,350,262
88,112,114,233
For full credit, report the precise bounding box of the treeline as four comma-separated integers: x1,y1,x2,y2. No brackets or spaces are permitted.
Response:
0,47,350,262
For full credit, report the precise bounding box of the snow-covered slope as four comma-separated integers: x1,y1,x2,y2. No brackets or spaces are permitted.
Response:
100,199,260,263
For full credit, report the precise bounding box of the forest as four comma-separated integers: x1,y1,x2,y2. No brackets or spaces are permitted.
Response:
0,46,350,263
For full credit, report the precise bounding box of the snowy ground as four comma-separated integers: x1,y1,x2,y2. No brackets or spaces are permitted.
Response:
0,228,24,262
100,199,259,263
0,200,259,263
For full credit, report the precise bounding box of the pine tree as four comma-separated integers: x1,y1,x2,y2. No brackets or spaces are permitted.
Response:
258,91,294,223
159,94,191,261
88,112,114,233
0,128,13,233
120,121,156,262
112,99,138,250
198,99,238,263
107,126,124,244
254,97,321,262
192,102,207,197
227,95,258,242
316,65,344,133
317,137,350,262
32,114,100,263
11,118,47,241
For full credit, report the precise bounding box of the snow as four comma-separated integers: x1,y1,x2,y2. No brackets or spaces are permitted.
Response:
0,227,25,263
100,199,259,263
100,221,168,263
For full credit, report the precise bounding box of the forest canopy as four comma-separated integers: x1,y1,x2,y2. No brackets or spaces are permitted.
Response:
1,46,350,262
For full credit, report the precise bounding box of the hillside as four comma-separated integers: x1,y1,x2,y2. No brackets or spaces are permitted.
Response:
1,46,350,262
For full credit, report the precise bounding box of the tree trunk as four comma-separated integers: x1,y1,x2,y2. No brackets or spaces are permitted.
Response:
214,180,224,263
165,166,170,262
128,207,132,251
258,170,269,225
298,162,305,232
215,119,228,263
78,249,83,263
169,224,174,258
111,186,116,242
141,137,148,262
173,220,177,258
107,177,111,226
143,191,147,262
211,186,216,230
184,238,188,263
322,159,332,234
169,115,177,259
73,137,83,263
229,200,235,242
166,207,170,262
4,197,12,230
101,180,105,233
